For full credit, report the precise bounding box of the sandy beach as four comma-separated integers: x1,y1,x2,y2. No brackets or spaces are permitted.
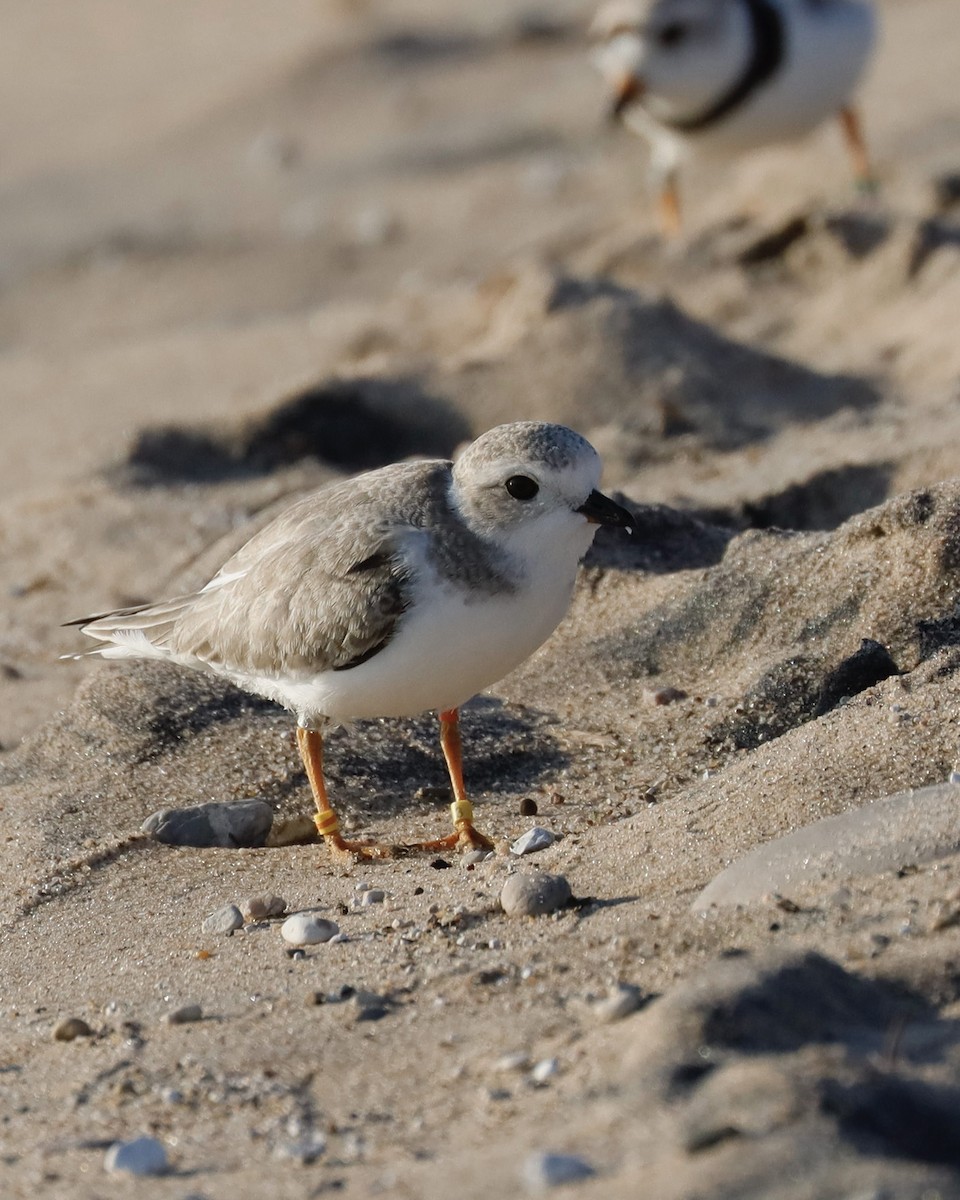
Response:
2,1,960,1195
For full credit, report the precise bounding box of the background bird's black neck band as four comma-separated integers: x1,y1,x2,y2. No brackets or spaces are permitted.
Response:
661,0,785,133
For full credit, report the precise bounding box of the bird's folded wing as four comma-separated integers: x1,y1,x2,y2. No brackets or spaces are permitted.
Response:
75,505,416,677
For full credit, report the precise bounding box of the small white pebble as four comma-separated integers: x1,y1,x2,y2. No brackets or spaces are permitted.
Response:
104,1136,168,1177
949,770,960,785
530,1057,559,1085
360,888,386,906
281,913,340,946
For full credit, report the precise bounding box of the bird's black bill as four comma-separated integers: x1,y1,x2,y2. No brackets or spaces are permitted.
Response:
578,489,634,534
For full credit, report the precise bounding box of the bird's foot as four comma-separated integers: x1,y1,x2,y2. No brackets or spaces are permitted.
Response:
322,833,410,863
404,823,496,855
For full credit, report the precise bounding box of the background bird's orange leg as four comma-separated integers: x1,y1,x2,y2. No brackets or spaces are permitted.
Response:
407,708,494,852
296,726,398,861
838,105,876,192
658,174,682,238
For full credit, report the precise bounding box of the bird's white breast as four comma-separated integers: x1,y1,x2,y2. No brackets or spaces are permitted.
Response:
251,513,596,726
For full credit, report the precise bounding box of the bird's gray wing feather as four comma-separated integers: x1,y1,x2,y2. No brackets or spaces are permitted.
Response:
74,466,444,676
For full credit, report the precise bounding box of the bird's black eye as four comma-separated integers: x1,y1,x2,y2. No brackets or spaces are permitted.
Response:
505,475,539,501
658,21,688,47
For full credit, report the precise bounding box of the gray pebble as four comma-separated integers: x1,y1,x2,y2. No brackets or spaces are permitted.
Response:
104,1135,169,1177
142,799,273,848
201,904,243,935
164,1004,202,1025
510,827,556,856
360,888,386,906
523,1151,596,1191
500,873,571,918
53,1016,93,1042
280,913,340,946
462,849,493,866
593,983,643,1023
239,894,287,922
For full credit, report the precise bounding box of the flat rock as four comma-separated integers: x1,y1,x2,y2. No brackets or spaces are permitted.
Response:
142,799,273,848
510,826,555,856
692,783,960,910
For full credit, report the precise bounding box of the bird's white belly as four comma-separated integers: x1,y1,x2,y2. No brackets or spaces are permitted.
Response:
248,570,577,726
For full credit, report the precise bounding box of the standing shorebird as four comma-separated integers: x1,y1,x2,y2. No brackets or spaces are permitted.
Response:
591,0,877,234
67,422,634,861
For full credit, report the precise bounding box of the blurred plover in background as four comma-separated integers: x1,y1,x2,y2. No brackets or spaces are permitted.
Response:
591,0,877,234
68,422,633,862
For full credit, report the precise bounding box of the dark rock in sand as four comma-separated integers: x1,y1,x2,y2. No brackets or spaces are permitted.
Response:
143,798,273,848
692,783,960,910
121,378,468,486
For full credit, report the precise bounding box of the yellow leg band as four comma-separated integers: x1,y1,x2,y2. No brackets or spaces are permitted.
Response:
315,810,341,838
451,799,474,827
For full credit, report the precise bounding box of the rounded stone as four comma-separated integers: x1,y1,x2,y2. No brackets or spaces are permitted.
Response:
240,894,288,922
280,913,340,946
201,904,243,935
53,1016,93,1042
104,1135,169,1176
500,873,571,918
360,888,386,906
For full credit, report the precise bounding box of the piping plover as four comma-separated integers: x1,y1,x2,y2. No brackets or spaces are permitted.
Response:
591,0,877,234
68,421,633,861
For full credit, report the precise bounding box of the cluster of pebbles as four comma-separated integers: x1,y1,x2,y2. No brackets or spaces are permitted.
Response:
195,827,573,953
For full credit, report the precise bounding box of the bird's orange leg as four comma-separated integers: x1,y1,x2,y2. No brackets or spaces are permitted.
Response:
406,708,495,853
838,105,876,192
296,726,401,862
